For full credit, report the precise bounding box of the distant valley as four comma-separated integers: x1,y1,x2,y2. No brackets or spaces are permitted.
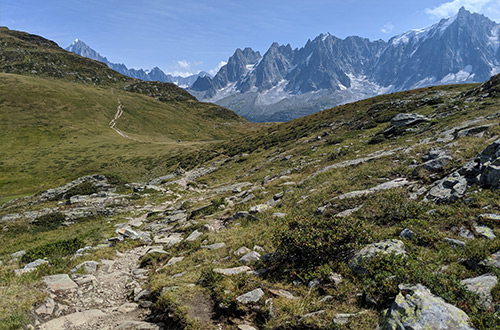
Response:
66,7,500,122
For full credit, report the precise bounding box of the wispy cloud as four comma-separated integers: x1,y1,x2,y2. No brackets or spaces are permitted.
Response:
208,61,227,76
381,22,394,34
425,0,500,21
166,60,205,77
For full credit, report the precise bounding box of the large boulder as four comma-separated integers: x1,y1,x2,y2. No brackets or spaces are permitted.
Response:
461,274,498,308
426,138,500,203
390,113,430,128
349,240,405,275
380,284,474,330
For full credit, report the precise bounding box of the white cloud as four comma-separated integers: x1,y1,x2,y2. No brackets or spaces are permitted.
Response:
425,0,500,21
381,22,395,34
167,60,204,77
208,61,227,76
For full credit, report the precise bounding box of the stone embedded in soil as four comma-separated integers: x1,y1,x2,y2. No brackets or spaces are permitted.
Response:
236,288,265,304
214,266,251,275
42,274,78,291
201,242,226,250
239,251,261,264
461,274,498,308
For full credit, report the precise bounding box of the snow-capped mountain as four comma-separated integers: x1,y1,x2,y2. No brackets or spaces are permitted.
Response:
190,7,500,122
65,40,209,87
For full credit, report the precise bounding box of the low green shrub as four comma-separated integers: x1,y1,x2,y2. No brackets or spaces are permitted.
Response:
273,216,371,266
32,212,66,231
65,181,98,198
21,237,85,263
361,190,428,225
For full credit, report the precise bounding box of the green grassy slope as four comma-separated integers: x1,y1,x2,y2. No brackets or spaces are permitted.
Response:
0,27,255,201
0,73,252,201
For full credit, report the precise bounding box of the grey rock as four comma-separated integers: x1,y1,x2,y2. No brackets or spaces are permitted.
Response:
422,156,453,172
117,302,139,314
444,237,466,248
457,226,475,240
272,212,287,218
422,148,450,161
335,205,362,217
350,240,406,275
234,247,252,256
390,113,429,128
185,229,203,242
400,228,415,239
239,251,261,264
426,172,468,204
473,223,496,240
236,288,265,304
42,274,78,291
329,273,343,286
308,279,321,288
269,289,298,300
35,297,55,315
461,274,498,308
300,310,326,320
249,204,270,213
154,233,183,247
201,243,226,250
334,178,411,200
134,289,152,302
39,309,106,329
480,250,500,268
115,321,160,330
166,256,184,266
15,258,48,275
214,266,251,275
238,325,258,330
380,284,474,330
11,250,26,258
479,213,500,221
71,260,99,274
455,125,492,138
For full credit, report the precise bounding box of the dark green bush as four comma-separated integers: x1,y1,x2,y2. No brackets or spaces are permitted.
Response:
65,181,98,198
273,216,371,266
21,237,85,263
32,212,66,231
103,173,127,185
361,190,428,225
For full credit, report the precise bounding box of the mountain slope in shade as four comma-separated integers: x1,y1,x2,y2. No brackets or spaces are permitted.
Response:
189,7,500,122
65,39,210,87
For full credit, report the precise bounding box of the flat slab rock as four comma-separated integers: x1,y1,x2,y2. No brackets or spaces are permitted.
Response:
42,274,78,291
236,288,265,304
213,266,251,275
380,284,474,330
39,309,105,329
115,321,160,330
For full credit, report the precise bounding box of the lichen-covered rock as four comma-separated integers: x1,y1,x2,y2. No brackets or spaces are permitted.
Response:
461,274,498,308
426,172,468,203
380,284,474,330
239,251,261,264
390,113,430,128
473,223,496,240
349,240,405,275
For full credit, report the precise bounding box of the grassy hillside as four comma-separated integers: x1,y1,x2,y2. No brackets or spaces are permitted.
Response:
0,27,255,202
0,73,253,202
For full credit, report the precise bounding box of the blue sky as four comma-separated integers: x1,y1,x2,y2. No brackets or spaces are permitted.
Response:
1,0,500,77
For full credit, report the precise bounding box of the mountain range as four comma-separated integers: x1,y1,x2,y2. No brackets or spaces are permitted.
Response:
65,39,210,88
190,7,500,121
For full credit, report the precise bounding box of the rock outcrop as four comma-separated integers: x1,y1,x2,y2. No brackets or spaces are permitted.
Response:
380,284,474,330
